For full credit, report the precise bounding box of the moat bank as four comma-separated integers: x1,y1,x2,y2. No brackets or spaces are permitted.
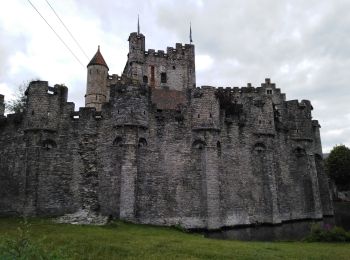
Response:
205,202,350,241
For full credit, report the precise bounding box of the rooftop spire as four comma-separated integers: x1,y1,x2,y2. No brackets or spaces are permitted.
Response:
190,22,193,44
87,45,109,70
137,14,140,35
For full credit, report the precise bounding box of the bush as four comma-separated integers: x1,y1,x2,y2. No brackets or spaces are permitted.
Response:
305,223,350,242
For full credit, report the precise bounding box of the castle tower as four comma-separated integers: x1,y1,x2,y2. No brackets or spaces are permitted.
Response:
85,46,109,111
126,32,146,83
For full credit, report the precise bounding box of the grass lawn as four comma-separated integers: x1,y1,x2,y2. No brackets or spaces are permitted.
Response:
0,217,349,259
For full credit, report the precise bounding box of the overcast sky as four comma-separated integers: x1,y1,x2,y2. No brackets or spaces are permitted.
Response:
0,0,349,152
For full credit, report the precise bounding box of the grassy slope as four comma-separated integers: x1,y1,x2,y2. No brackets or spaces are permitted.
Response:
0,218,349,259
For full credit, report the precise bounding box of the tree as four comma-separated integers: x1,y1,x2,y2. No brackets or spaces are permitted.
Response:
5,82,28,114
325,145,350,191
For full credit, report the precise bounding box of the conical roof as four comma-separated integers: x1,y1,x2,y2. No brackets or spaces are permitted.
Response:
87,46,109,70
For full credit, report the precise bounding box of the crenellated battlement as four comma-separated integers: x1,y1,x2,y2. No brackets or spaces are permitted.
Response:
285,99,313,111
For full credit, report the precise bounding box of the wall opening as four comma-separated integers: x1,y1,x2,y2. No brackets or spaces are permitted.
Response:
192,139,206,150
138,138,147,147
150,66,155,87
42,139,57,150
217,141,222,157
161,72,167,83
254,143,266,153
113,136,123,147
143,75,148,84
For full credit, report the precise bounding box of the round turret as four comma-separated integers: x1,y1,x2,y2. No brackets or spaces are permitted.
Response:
85,46,109,111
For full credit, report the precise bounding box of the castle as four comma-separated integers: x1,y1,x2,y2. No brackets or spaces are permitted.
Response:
0,30,333,230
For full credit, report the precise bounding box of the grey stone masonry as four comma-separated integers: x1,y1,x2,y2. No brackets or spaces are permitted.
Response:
0,95,4,116
0,31,333,229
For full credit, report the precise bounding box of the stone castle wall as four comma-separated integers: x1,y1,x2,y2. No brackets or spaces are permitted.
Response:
0,78,333,229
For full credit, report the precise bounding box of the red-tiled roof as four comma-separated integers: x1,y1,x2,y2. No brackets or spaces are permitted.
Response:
87,46,109,69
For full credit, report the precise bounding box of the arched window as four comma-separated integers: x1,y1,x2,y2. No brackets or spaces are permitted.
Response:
294,147,306,157
254,143,266,153
113,136,123,147
138,138,147,147
192,139,206,150
217,141,222,157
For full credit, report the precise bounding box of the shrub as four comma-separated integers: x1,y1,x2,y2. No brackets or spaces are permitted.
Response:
305,223,350,242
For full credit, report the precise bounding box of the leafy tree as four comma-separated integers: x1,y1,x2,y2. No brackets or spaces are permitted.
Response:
325,145,350,190
5,82,28,114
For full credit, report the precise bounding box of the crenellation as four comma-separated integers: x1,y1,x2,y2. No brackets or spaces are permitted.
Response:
0,29,333,230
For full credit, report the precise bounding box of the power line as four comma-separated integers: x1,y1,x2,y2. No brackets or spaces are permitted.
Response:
27,0,85,67
45,0,90,60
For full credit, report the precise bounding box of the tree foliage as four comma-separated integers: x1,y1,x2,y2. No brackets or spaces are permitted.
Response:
325,145,350,190
5,82,28,114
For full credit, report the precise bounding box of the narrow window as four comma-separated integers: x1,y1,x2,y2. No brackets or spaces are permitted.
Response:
143,75,148,83
173,65,176,70
267,89,272,95
150,66,155,87
209,113,212,118
198,114,200,118
161,72,167,83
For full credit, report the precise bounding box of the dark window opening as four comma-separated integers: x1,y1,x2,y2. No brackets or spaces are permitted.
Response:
138,138,147,148
31,110,34,115
267,89,272,95
42,139,57,150
209,113,212,118
192,139,206,150
143,111,146,115
161,72,167,83
113,136,123,147
173,65,176,70
143,75,148,83
217,141,222,157
254,143,266,153
198,114,200,118
150,66,155,87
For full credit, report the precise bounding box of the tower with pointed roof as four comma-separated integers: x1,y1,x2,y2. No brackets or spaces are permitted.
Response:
85,46,109,111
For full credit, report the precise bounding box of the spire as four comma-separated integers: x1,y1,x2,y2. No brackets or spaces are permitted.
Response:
190,22,193,44
137,14,140,35
87,45,109,70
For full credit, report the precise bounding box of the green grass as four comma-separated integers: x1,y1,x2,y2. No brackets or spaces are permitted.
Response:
0,218,349,259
